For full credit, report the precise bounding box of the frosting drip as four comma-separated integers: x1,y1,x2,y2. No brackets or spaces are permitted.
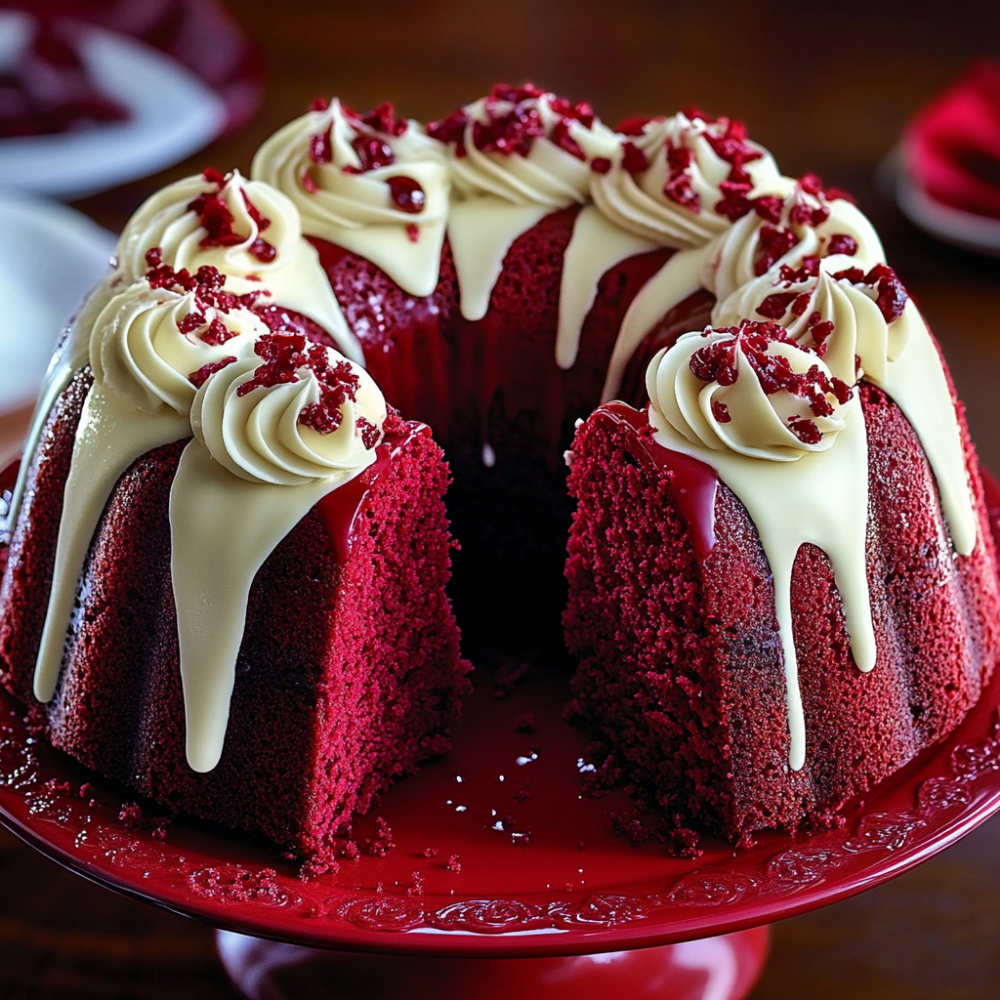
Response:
647,384,873,772
713,259,977,554
431,84,619,322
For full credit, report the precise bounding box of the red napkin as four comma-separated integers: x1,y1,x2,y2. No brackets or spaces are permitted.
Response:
903,60,1000,221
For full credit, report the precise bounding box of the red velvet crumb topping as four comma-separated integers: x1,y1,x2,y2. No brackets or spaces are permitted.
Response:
754,225,800,275
189,357,237,388
144,252,258,317
387,175,426,213
621,141,649,176
711,400,731,423
427,83,595,159
832,263,910,323
237,333,373,439
186,172,275,263
689,320,851,427
827,233,859,257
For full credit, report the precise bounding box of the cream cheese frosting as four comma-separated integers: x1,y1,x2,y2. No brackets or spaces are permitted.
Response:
117,168,361,364
252,99,450,299
589,111,782,248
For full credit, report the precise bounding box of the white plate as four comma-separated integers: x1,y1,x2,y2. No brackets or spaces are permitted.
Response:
0,189,116,415
0,11,228,199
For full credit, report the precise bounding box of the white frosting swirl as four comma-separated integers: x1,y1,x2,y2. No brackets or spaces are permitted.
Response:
90,281,267,415
589,112,781,248
252,100,449,237
439,93,616,207
646,327,849,462
705,179,885,303
251,99,450,297
117,171,302,286
713,258,908,387
191,345,387,486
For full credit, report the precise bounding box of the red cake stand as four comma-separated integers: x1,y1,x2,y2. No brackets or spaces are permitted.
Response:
2,477,1000,999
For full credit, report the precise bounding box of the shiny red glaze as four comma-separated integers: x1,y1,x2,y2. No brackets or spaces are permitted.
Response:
0,469,999,958
596,402,718,563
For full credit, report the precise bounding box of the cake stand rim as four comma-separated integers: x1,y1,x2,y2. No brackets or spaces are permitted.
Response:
1,472,999,958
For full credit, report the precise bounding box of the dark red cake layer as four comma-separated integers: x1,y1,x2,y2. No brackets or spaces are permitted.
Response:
0,373,469,857
312,208,711,642
563,388,1000,843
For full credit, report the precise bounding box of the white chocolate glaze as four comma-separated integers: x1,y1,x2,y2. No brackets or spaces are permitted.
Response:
169,442,363,772
557,205,657,369
33,385,189,701
601,245,713,400
448,200,551,321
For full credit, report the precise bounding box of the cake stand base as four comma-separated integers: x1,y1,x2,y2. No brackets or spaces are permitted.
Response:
216,926,770,1000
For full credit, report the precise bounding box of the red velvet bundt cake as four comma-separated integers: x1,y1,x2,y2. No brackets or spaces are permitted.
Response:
0,83,997,853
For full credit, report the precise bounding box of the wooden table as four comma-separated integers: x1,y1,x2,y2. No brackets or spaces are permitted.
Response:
3,1,1000,995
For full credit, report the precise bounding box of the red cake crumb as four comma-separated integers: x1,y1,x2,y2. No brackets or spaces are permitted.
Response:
366,817,395,857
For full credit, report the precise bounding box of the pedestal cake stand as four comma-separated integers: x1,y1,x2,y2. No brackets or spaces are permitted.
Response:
2,479,1000,1000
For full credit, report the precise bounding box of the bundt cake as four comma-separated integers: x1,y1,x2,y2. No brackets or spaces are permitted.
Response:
0,83,997,854
565,289,1000,843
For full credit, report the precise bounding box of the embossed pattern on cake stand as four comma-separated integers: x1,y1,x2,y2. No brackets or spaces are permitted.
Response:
2,471,1000,999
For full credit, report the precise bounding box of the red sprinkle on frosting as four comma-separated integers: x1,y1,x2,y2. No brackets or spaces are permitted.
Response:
386,175,426,213
189,357,237,388
427,84,596,160
689,320,851,423
186,173,275,263
236,333,374,440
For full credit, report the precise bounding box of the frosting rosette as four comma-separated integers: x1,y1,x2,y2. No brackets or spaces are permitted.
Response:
426,82,615,207
89,269,267,415
251,98,450,297
713,255,913,387
646,321,852,462
191,333,387,486
589,111,781,248
117,169,303,286
705,174,885,303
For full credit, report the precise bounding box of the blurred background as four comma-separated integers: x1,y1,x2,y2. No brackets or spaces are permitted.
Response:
2,1,1000,996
